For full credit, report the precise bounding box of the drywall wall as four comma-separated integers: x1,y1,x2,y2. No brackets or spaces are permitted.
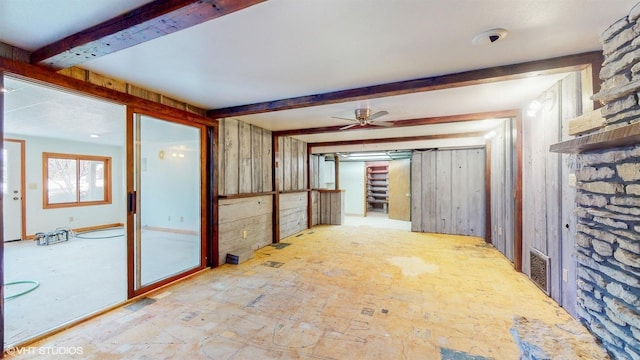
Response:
6,134,125,235
339,161,365,216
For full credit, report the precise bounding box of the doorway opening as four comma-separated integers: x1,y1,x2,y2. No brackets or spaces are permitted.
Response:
333,150,412,230
2,75,127,347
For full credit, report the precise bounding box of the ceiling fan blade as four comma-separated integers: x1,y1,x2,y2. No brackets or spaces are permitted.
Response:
331,116,358,122
366,110,389,121
370,120,393,127
340,123,359,130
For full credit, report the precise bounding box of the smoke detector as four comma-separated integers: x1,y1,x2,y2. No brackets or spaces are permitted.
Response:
472,28,508,45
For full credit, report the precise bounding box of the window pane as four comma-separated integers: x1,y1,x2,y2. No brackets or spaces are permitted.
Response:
80,160,105,202
48,158,77,203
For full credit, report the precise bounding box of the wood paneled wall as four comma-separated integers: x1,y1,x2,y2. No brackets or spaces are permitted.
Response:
411,148,485,237
218,118,273,195
279,192,308,239
522,72,581,316
489,119,516,262
311,191,320,226
318,190,345,225
277,136,307,191
218,195,273,265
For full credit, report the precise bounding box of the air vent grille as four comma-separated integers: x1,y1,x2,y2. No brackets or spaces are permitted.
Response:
530,248,550,295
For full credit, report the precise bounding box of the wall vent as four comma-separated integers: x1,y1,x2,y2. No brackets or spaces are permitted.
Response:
529,248,550,295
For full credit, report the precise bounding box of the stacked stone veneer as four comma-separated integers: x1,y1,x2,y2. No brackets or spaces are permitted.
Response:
576,3,640,359
575,147,640,360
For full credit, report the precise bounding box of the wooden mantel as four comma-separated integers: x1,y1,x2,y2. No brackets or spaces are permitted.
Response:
550,122,640,154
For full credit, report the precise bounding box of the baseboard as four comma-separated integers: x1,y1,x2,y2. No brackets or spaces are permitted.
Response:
143,225,199,236
24,223,124,240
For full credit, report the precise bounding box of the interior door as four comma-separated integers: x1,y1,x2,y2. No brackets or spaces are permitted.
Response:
388,158,411,221
3,139,24,241
128,111,205,296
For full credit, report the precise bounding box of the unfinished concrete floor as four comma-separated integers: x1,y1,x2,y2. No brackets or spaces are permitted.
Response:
5,225,607,359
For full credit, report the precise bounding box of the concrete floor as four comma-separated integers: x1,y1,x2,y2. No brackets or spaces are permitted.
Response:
4,224,607,359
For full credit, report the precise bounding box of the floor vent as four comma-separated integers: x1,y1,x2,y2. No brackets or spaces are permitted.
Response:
529,248,550,295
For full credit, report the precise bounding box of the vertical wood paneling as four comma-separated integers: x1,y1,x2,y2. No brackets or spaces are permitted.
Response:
421,150,437,232
505,119,515,262
218,119,226,195
411,149,483,237
467,148,485,237
451,150,468,235
262,129,272,191
278,137,285,191
436,150,452,234
545,83,562,304
311,190,319,226
223,118,239,195
283,137,292,191
521,74,581,308
251,127,263,193
238,121,252,193
411,152,422,232
290,137,298,190
302,144,308,189
298,140,305,190
560,72,580,317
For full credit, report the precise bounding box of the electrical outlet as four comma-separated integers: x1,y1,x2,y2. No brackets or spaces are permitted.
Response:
168,216,171,221
180,216,184,223
69,216,74,222
242,230,248,239
562,268,568,282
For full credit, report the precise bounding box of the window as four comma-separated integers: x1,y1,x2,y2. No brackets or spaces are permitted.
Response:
43,153,112,208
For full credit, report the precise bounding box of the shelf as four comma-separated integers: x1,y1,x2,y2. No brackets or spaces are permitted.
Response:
365,162,389,213
550,122,640,154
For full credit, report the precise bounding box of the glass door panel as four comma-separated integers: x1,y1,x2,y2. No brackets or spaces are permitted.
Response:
132,113,203,290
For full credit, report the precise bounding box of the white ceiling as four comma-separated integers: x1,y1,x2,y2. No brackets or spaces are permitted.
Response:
1,0,637,150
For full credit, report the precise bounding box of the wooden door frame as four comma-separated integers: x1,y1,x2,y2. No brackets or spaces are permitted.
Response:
4,138,26,241
126,107,209,298
514,113,524,272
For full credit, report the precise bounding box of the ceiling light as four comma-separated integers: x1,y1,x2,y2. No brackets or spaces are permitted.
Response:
472,28,508,45
348,152,387,157
90,134,100,138
484,131,497,139
0,87,14,93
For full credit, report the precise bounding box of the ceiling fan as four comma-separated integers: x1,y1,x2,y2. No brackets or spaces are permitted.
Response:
332,108,393,130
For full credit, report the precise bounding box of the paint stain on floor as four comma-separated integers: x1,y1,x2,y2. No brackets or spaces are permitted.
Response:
388,255,439,275
441,347,492,360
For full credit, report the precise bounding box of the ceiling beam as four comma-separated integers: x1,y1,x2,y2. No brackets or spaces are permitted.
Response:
208,51,602,118
30,0,266,69
273,110,517,137
308,131,486,148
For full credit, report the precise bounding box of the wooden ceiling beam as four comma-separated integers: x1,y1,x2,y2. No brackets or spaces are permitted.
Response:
208,51,602,118
31,0,265,69
273,110,517,137
309,131,486,148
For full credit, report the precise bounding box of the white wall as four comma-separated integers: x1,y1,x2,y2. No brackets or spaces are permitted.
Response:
140,139,201,231
6,134,125,235
339,161,365,216
322,159,335,188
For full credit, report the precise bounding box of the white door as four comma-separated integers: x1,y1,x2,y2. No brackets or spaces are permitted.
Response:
3,140,23,241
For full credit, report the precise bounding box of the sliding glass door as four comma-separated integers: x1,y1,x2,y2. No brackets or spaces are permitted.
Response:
128,111,205,295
